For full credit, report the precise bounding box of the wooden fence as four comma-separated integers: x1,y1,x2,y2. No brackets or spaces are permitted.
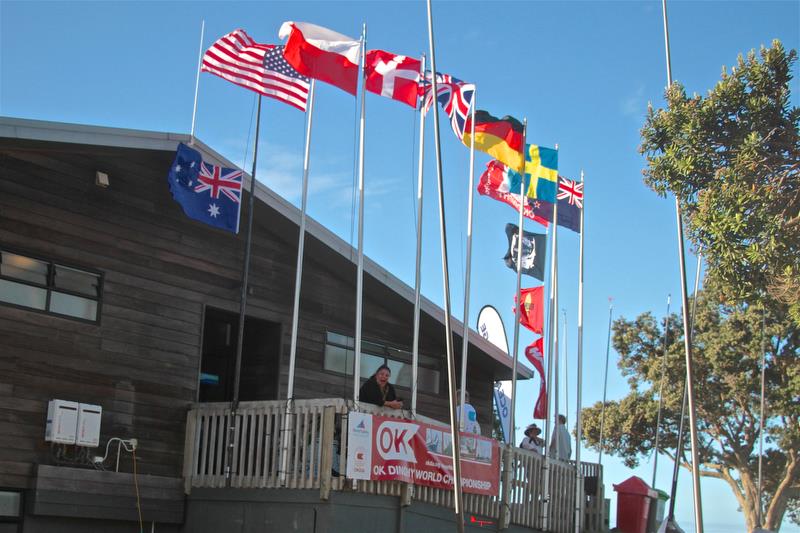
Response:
184,400,604,532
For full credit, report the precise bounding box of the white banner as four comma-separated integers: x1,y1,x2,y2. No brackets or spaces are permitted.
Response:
493,383,512,443
477,305,510,356
346,411,373,480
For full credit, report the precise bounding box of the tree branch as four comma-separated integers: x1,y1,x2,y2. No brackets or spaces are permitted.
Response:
764,448,800,530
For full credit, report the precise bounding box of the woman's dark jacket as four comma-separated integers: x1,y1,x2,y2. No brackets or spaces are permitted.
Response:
359,376,397,407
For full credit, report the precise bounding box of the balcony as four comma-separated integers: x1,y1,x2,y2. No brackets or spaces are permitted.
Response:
183,399,605,532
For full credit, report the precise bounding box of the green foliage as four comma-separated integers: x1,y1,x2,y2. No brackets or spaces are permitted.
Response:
580,284,799,530
640,40,800,324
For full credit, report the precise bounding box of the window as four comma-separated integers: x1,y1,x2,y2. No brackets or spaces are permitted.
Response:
323,331,441,394
0,249,102,322
0,490,22,532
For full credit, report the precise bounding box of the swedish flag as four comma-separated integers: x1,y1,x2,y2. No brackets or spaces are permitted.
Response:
523,145,558,202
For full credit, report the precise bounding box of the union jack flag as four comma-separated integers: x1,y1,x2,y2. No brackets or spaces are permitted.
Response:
421,72,475,140
195,163,243,204
557,177,583,208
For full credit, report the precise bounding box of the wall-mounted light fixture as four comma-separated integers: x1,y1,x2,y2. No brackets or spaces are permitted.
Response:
95,171,109,188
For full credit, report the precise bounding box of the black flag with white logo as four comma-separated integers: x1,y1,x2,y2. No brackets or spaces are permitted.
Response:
503,223,547,281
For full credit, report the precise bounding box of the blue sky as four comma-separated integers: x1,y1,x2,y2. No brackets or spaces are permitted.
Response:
1,1,798,530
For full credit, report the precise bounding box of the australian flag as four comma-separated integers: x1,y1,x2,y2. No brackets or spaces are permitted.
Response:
167,143,243,234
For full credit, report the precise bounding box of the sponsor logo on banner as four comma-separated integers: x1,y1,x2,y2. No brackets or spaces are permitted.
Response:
346,412,500,496
346,412,373,480
376,420,418,462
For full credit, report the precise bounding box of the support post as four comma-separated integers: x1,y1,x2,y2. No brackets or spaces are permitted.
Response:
499,445,514,529
319,405,335,501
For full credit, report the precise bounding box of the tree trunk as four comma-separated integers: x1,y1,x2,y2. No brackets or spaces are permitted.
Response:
763,447,799,532
713,465,759,532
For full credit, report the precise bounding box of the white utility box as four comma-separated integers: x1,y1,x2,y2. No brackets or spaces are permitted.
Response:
76,403,102,447
45,400,79,444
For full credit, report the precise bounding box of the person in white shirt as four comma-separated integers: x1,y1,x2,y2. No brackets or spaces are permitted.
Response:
519,423,544,453
456,389,481,435
550,414,572,460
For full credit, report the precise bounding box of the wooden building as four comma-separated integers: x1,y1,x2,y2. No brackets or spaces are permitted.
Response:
0,117,603,533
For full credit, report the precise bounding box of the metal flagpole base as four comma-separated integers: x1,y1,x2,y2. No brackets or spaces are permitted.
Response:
657,518,685,533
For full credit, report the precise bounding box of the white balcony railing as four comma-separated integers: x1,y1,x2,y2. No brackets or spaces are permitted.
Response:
183,399,605,533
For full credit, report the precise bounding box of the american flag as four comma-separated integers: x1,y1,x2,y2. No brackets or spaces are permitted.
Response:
422,72,475,140
557,177,583,208
201,29,310,111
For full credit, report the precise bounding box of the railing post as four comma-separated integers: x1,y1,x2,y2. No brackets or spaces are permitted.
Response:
182,408,197,495
499,445,514,529
576,462,584,533
400,483,413,507
319,406,335,501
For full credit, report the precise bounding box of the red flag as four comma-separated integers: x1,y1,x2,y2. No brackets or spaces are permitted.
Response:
525,337,545,376
534,380,547,418
279,21,361,95
478,160,549,228
514,286,544,334
364,50,421,108
525,338,548,419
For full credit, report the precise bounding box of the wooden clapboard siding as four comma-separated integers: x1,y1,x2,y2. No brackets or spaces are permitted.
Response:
0,131,509,496
33,465,184,524
1,143,215,488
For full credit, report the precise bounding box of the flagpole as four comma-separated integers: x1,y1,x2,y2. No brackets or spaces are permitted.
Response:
353,24,368,404
227,95,262,484
458,88,477,429
542,198,557,531
426,0,464,527
662,1,704,530
411,55,426,416
598,300,613,466
508,119,528,451
280,79,316,485
190,19,205,144
665,254,702,529
757,306,767,529
553,246,560,460
563,309,569,430
652,294,671,488
573,170,585,533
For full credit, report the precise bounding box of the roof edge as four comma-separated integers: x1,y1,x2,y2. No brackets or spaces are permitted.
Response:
0,116,531,378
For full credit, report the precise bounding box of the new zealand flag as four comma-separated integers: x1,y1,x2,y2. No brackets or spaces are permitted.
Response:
167,143,243,234
529,176,583,233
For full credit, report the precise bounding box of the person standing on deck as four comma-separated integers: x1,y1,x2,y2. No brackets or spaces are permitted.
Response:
456,389,481,435
520,423,544,453
550,414,572,460
359,365,403,409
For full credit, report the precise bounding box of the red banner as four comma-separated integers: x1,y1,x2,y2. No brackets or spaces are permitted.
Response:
346,412,500,496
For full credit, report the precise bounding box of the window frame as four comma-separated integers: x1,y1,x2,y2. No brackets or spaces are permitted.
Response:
0,246,104,324
0,488,24,531
322,330,442,394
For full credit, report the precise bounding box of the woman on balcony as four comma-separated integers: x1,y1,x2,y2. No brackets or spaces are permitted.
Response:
359,365,403,409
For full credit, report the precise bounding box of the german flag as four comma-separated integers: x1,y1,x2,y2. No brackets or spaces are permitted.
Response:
463,111,525,172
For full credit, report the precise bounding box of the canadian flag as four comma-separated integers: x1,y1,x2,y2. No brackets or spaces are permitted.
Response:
364,50,421,108
279,21,361,95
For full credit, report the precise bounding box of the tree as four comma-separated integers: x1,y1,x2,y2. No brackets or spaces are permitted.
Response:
580,284,799,531
640,40,800,324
